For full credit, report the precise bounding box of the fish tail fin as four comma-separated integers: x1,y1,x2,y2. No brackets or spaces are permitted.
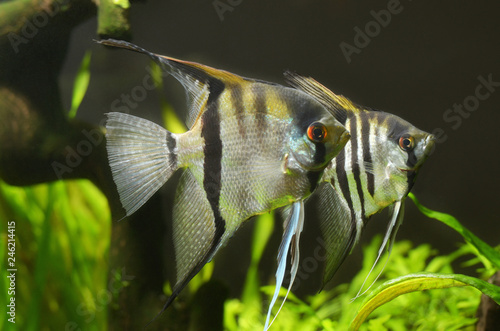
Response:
105,112,179,217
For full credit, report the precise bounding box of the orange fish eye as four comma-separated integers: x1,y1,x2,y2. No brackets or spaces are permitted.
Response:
399,135,414,151
307,122,328,143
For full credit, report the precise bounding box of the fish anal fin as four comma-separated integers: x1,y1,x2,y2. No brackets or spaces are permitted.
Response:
172,170,219,291
314,181,359,287
148,169,219,323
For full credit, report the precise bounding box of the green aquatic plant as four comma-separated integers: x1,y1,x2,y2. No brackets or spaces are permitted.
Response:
2,46,498,331
68,50,92,119
224,231,488,330
349,194,500,330
221,193,500,330
0,48,110,331
0,180,111,331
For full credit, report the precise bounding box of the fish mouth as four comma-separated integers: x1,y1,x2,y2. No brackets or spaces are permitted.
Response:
423,134,436,157
338,130,351,149
330,130,350,156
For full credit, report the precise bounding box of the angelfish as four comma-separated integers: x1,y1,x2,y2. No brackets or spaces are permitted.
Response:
97,40,350,322
284,72,435,293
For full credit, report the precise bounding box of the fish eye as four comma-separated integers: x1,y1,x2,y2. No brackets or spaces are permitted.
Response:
399,135,414,151
307,122,328,143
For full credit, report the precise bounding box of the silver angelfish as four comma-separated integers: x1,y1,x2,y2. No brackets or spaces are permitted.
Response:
284,72,435,294
97,40,350,323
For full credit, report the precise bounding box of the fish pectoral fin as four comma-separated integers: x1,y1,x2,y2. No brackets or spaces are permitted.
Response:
264,200,304,331
353,199,405,300
278,204,291,225
314,181,359,288
105,112,178,217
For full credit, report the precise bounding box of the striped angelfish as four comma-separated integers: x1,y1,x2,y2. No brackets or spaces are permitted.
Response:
283,73,435,293
97,40,350,324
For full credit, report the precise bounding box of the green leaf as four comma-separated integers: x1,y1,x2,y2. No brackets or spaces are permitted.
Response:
350,272,500,330
409,193,500,269
223,213,276,331
0,180,110,330
242,212,274,304
162,101,187,134
188,260,215,294
68,50,92,119
235,213,274,330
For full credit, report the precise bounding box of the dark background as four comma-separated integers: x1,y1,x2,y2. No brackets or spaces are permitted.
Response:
59,0,500,296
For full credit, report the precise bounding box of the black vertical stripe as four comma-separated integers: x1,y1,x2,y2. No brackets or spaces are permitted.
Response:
350,118,366,219
405,171,416,195
335,148,355,222
159,77,226,316
306,170,322,193
334,151,359,238
313,142,326,165
253,84,268,131
361,113,375,197
201,78,226,244
230,84,246,137
406,150,418,169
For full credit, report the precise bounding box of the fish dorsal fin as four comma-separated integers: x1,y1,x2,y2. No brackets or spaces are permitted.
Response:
314,181,359,287
97,39,242,129
353,199,405,300
264,201,304,330
284,71,360,124
149,169,224,324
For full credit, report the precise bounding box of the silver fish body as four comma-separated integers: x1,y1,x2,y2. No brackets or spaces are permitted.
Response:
98,40,350,317
282,73,435,288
